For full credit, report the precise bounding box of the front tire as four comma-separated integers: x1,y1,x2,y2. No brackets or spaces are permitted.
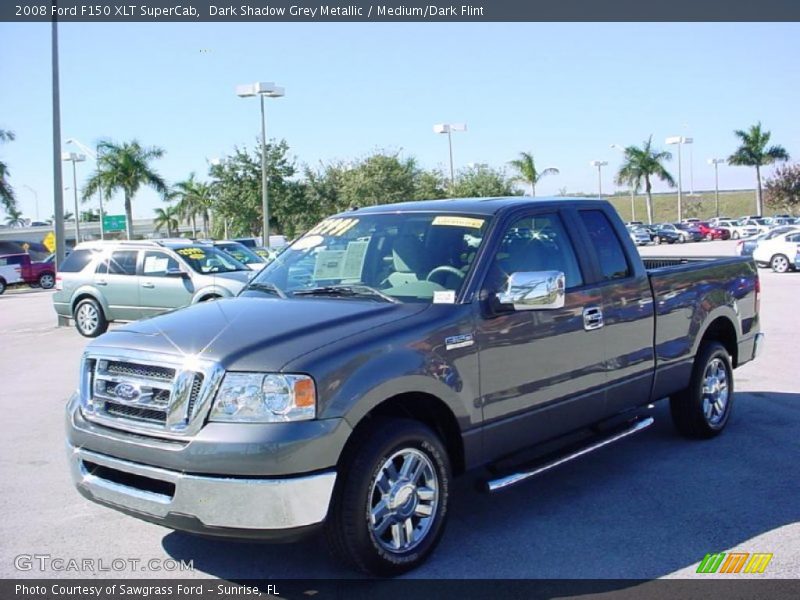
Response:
73,298,108,337
670,341,734,439
770,254,791,273
654,236,661,245
732,231,740,240
325,418,451,576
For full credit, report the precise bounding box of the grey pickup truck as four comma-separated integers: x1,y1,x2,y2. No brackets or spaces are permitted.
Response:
66,198,763,575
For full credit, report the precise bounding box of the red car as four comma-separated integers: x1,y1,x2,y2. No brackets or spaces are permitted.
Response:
697,222,731,241
0,253,57,289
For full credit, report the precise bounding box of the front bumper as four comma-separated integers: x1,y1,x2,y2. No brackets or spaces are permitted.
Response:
68,443,336,539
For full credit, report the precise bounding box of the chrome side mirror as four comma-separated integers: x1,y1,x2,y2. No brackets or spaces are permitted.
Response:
497,271,565,311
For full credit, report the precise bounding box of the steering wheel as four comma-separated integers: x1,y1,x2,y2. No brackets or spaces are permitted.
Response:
426,265,465,286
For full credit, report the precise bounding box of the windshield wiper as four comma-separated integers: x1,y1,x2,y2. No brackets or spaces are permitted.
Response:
244,281,288,299
293,284,399,303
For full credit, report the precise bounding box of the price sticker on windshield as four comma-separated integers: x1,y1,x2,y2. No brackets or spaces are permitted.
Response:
176,247,206,260
308,218,359,236
432,216,485,229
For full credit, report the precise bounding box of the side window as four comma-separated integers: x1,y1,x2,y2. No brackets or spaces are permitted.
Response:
142,251,179,277
579,210,631,281
59,249,95,273
489,213,583,290
786,233,800,243
96,250,138,276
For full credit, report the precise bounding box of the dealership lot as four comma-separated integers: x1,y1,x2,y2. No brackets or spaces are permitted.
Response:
0,240,798,579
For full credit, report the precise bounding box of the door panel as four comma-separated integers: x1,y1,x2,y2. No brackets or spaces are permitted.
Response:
94,250,141,321
138,251,194,316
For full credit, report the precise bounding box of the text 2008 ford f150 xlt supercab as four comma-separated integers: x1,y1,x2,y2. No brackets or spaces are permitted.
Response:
66,198,764,575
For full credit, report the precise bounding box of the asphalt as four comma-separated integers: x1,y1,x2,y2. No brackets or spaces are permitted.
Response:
0,239,797,580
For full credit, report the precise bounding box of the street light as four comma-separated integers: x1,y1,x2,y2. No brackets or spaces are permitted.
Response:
610,144,638,222
66,138,105,239
61,152,85,242
666,136,693,221
236,81,285,248
708,158,725,218
433,123,467,186
590,160,608,197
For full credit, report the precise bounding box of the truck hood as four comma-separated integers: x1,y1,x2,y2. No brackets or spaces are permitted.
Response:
91,297,429,372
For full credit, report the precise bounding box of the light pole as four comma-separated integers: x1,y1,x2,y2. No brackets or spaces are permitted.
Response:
433,123,466,186
666,136,692,221
610,144,637,222
236,82,285,248
590,160,608,197
708,158,725,218
66,138,105,239
62,152,85,242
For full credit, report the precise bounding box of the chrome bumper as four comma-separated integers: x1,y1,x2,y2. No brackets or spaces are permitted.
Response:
68,444,336,531
753,332,765,360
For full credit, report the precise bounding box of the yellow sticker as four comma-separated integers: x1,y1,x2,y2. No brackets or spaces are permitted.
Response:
308,218,359,237
432,216,485,229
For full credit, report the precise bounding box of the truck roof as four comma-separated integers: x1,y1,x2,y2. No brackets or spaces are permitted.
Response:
342,196,605,217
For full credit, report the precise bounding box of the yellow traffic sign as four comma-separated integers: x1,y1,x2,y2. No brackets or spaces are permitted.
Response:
43,232,56,253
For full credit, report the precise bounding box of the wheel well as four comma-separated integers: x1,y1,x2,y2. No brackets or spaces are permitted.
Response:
198,294,221,302
701,317,738,367
72,293,102,315
346,393,465,476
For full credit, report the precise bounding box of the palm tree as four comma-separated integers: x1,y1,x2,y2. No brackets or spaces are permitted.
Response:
168,173,214,238
615,136,675,224
82,140,167,239
508,151,559,196
5,206,25,227
728,122,790,216
1,129,17,213
153,206,180,237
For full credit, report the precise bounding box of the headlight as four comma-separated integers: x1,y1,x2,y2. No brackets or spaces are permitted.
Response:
209,373,316,423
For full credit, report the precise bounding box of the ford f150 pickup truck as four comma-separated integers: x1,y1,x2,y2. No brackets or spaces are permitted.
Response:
66,198,763,576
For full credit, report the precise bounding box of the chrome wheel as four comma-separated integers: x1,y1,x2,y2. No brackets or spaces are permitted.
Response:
771,254,790,273
39,273,55,289
76,303,99,334
368,448,439,554
701,358,729,426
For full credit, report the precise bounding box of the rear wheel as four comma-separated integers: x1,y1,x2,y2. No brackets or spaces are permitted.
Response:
73,298,108,337
38,272,55,289
325,418,451,576
770,254,791,273
670,341,734,439
0,278,6,295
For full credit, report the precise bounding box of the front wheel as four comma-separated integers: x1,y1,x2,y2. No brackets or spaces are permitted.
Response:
732,231,740,240
653,236,661,245
770,254,791,273
325,418,451,576
670,341,734,439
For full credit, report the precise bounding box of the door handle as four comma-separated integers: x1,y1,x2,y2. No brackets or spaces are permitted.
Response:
142,282,155,288
583,306,604,331
96,279,107,286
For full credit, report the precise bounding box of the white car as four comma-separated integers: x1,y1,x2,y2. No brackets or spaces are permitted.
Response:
752,230,800,273
716,219,759,240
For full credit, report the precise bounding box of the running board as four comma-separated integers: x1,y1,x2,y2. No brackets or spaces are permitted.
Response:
485,416,654,492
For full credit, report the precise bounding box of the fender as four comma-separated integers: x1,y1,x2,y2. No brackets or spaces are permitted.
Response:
190,284,236,303
70,285,110,316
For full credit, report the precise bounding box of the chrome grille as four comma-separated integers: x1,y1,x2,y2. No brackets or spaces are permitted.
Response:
106,361,174,381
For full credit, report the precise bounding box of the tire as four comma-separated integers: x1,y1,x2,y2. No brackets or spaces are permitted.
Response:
770,254,791,273
654,236,661,245
73,298,108,338
325,418,451,577
38,272,55,289
670,341,734,439
0,278,6,295
732,231,740,240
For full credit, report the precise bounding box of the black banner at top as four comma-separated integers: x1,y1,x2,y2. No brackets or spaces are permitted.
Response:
3,0,800,22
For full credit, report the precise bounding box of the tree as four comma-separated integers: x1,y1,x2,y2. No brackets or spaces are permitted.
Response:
413,169,448,200
728,122,790,216
153,206,180,237
82,140,167,239
449,164,516,198
338,152,418,207
169,173,213,237
5,206,25,227
80,209,101,222
765,164,800,215
0,129,17,214
615,136,675,224
508,151,559,196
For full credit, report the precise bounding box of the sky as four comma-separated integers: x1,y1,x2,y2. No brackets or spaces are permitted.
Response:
1,22,799,221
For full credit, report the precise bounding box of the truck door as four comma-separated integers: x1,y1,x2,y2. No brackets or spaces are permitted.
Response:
475,210,608,459
575,209,655,415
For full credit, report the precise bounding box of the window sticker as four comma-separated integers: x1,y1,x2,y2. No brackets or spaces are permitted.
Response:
432,216,485,229
292,234,324,251
176,247,206,260
308,218,360,237
433,290,456,304
340,240,370,280
143,256,169,274
313,250,346,279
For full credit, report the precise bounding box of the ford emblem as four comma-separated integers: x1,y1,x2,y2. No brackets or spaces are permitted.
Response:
114,383,140,401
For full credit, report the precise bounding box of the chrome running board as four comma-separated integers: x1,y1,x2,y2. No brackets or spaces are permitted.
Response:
485,416,654,492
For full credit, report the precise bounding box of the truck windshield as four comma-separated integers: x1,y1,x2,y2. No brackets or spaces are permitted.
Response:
173,246,250,274
246,212,491,302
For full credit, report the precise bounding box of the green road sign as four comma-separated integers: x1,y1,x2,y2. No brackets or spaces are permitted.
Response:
103,214,127,232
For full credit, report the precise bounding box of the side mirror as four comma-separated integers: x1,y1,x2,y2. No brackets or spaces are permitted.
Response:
165,268,188,278
497,271,565,311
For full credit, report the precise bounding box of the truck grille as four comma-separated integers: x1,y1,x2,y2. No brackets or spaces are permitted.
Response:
81,356,211,436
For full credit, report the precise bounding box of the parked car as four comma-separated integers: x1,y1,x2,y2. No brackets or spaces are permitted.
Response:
716,219,759,240
66,198,763,576
696,222,730,241
235,235,288,250
752,230,800,272
643,224,682,244
52,240,253,337
0,253,56,291
200,240,268,271
658,222,703,242
736,226,800,257
739,218,771,236
626,225,651,246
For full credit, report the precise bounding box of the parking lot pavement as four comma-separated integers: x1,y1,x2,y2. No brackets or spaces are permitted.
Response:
0,252,798,580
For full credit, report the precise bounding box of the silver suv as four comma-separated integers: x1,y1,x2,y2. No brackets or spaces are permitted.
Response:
53,240,252,337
